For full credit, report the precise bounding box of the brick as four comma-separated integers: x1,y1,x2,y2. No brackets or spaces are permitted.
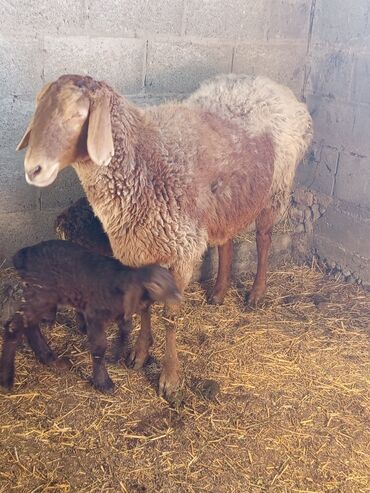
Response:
40,167,84,210
87,0,183,37
311,0,370,46
0,210,61,263
334,153,370,209
306,49,354,101
267,0,310,41
233,42,306,96
1,0,85,35
315,200,370,260
146,41,232,93
185,0,268,39
44,36,145,94
351,54,370,105
0,37,43,99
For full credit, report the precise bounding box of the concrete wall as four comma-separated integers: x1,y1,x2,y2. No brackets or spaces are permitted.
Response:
298,0,370,286
1,0,369,285
0,0,311,266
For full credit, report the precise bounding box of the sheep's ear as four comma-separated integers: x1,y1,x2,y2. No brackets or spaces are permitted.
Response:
16,120,33,150
87,93,114,167
16,82,52,151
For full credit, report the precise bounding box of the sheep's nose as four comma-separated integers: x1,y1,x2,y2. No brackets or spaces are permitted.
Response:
27,165,42,181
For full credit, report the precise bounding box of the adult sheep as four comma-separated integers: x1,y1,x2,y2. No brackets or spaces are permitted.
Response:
17,73,312,397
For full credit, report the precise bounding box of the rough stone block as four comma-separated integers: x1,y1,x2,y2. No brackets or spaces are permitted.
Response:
44,36,145,94
315,200,370,260
185,0,268,39
306,49,354,101
146,41,233,93
233,42,306,96
311,145,339,196
314,235,370,288
1,0,85,35
334,153,370,209
0,37,43,99
0,210,59,263
40,167,84,210
351,53,370,105
0,156,37,214
267,0,311,41
306,96,360,153
0,97,35,161
87,0,183,36
311,0,370,46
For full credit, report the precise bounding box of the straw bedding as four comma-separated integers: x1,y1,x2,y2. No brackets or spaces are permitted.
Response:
0,264,369,492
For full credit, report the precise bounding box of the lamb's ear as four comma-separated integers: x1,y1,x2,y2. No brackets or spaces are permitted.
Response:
143,268,182,304
87,93,114,167
16,82,52,151
16,120,33,150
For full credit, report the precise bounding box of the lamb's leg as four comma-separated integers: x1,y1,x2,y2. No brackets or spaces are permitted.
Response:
127,307,153,370
110,314,133,363
247,207,275,307
209,239,233,305
25,324,70,369
75,311,87,334
85,315,114,393
0,313,24,390
159,266,190,400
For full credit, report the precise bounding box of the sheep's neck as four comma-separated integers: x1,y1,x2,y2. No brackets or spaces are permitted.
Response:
74,95,163,232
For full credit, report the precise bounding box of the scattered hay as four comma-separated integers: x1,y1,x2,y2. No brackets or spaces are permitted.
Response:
0,265,369,492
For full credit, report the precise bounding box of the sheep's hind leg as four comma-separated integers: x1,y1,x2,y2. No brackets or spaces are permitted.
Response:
247,207,275,307
208,239,233,305
85,315,115,393
0,313,24,390
126,307,153,370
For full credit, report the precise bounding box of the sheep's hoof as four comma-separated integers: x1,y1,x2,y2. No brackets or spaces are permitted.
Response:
126,349,149,370
91,376,115,394
245,287,266,309
208,293,225,305
158,359,182,401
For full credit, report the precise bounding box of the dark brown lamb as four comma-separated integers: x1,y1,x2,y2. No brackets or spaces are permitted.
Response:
0,240,180,392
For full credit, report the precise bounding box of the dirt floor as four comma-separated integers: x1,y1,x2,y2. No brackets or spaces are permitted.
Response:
0,264,369,493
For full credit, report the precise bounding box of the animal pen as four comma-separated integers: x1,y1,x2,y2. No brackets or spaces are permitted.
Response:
0,1,369,492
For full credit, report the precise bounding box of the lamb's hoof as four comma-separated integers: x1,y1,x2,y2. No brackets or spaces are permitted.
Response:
0,371,14,392
126,349,149,370
91,376,115,394
50,356,72,370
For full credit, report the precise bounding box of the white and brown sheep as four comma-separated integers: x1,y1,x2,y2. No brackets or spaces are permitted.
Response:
17,73,313,397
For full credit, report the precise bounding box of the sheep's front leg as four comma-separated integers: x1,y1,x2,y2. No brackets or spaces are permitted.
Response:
159,266,189,400
0,313,24,390
85,315,114,393
127,307,153,370
209,239,233,305
247,207,276,307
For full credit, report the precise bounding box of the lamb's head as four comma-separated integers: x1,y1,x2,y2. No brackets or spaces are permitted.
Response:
17,74,114,187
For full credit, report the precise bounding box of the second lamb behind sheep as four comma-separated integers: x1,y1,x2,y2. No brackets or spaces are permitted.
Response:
0,240,181,392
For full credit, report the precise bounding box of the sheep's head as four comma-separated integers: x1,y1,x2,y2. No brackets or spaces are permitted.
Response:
17,75,114,187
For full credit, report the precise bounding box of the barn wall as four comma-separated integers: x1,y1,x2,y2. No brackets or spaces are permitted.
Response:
0,0,369,286
298,0,370,286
